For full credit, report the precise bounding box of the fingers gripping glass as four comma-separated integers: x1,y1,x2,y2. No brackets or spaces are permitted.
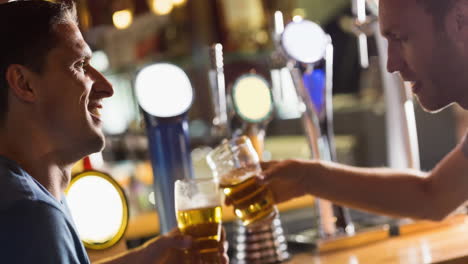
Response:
174,178,223,263
207,136,278,226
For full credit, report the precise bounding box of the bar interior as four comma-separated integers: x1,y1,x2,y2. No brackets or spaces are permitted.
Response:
4,0,468,263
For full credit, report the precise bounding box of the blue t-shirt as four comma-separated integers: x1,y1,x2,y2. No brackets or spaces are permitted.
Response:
0,156,90,264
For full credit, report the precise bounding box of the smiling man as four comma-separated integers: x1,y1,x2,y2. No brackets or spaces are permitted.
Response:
0,1,228,264
262,0,468,221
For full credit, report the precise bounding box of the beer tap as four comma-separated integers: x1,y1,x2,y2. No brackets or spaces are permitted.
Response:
209,43,230,138
278,16,355,238
351,0,373,69
229,73,290,264
270,12,303,120
231,74,273,158
135,63,195,234
361,0,421,235
352,0,421,170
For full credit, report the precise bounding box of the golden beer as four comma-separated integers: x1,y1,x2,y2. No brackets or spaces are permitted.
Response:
220,167,277,226
177,206,222,263
174,178,223,263
177,206,222,254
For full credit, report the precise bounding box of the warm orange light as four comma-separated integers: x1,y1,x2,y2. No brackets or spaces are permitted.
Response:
112,9,133,30
149,0,174,15
172,0,187,7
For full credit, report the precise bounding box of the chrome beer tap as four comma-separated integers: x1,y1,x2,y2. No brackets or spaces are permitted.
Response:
277,14,355,238
351,0,374,69
352,0,420,170
228,72,290,264
209,43,230,138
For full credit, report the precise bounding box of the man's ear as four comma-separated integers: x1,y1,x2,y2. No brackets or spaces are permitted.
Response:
5,64,37,103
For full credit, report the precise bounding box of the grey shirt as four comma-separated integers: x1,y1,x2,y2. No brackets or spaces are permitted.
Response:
0,156,90,264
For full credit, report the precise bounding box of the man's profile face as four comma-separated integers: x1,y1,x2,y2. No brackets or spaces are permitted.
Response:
31,20,114,161
380,0,467,112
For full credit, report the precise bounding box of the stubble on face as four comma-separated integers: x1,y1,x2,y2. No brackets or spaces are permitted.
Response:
417,1,468,111
36,21,106,164
380,0,468,112
423,33,465,111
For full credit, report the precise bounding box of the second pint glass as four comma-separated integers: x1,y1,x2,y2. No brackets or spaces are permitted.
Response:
174,178,223,263
207,136,278,226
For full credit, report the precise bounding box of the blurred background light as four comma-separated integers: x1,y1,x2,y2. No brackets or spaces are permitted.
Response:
172,0,187,7
148,0,174,15
135,63,193,118
112,9,133,29
90,50,110,73
66,173,128,249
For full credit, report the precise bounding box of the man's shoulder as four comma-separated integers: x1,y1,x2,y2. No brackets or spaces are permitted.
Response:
0,158,34,210
0,199,71,236
0,200,89,264
0,200,69,247
0,156,58,211
0,199,65,224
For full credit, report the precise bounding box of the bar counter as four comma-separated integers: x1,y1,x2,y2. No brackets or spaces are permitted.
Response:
287,215,468,264
126,198,468,264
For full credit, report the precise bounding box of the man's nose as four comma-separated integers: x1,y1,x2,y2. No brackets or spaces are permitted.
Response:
90,67,114,98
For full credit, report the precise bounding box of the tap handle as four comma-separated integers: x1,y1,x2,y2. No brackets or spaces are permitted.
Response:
352,0,370,68
209,43,229,134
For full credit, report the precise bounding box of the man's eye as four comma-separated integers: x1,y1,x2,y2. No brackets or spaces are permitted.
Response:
76,61,88,72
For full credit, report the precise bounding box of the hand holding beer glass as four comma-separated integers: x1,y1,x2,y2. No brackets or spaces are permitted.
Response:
207,136,278,226
174,178,223,263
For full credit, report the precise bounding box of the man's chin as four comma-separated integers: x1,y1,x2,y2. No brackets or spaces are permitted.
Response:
78,132,106,159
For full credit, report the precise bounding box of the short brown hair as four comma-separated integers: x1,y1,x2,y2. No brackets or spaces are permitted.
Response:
0,0,77,124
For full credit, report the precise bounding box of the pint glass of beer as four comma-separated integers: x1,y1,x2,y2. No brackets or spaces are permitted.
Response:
207,136,278,226
174,178,223,263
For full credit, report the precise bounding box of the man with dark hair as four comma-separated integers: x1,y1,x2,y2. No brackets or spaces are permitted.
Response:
0,1,228,263
262,0,468,221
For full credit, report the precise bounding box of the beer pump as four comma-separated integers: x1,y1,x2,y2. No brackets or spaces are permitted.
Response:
229,74,290,264
351,0,420,170
352,0,372,69
278,16,355,238
209,44,230,138
207,44,289,263
231,74,273,157
135,63,194,234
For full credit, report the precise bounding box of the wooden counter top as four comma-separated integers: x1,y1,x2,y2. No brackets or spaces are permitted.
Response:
126,196,468,264
287,215,468,264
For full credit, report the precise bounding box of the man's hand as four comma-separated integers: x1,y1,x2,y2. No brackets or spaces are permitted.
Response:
95,228,194,264
142,228,229,264
260,159,312,204
139,228,192,263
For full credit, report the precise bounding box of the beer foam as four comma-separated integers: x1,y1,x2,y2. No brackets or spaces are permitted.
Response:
176,193,221,211
219,167,259,186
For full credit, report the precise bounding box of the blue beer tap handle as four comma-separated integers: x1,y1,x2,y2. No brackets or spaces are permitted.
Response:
144,113,194,234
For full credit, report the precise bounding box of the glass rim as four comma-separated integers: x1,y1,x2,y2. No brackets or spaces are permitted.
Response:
206,136,254,162
174,177,222,211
